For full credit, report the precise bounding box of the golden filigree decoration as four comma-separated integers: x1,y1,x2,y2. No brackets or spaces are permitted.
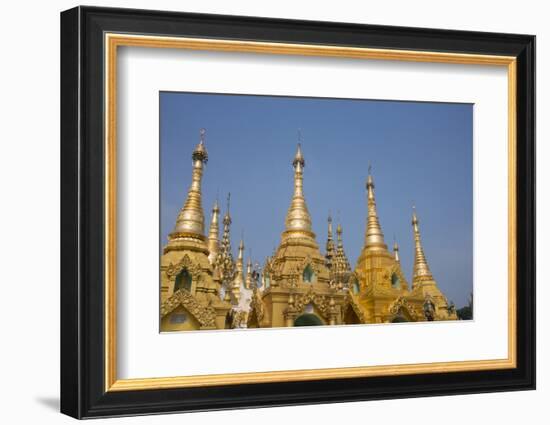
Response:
291,288,330,319
284,255,322,288
160,289,216,327
165,254,202,283
388,296,420,320
249,289,265,322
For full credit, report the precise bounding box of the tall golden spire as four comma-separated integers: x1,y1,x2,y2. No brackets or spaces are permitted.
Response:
283,142,314,239
207,199,220,264
333,223,351,283
215,194,236,287
171,128,208,238
245,257,253,290
235,239,245,283
364,165,387,251
393,239,400,262
412,206,433,282
325,214,336,268
231,239,245,302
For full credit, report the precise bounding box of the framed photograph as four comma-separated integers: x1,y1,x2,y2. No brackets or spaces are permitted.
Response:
60,6,535,419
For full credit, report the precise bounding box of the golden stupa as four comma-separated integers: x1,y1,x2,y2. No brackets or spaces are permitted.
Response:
160,131,457,332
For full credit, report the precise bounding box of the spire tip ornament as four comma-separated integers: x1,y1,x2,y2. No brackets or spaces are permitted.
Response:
171,129,209,237
412,206,433,282
333,222,351,285
224,192,232,224
325,213,335,268
412,203,419,226
293,143,305,168
207,199,221,264
192,128,208,163
284,143,314,238
393,237,400,262
366,162,374,188
363,168,387,250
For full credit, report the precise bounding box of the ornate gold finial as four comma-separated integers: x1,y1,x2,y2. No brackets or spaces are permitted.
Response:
284,142,314,238
207,199,221,264
393,236,400,262
193,128,208,163
333,223,351,284
325,214,335,268
215,193,236,289
293,142,305,168
238,239,245,259
245,256,253,289
232,238,245,300
363,167,387,250
222,193,232,234
412,206,433,282
171,128,209,237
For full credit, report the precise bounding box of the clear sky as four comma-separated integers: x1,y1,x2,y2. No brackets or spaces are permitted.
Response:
160,92,473,308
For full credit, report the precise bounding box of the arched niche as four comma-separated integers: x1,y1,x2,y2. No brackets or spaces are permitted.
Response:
174,268,192,293
391,307,412,323
391,272,400,288
294,313,324,326
302,264,316,283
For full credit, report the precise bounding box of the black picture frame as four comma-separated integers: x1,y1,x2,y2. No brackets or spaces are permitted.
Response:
60,5,535,419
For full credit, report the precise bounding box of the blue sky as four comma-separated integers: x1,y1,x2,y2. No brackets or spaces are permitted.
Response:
160,92,473,308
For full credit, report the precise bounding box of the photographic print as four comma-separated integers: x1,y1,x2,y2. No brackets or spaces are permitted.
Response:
159,92,473,332
61,9,535,417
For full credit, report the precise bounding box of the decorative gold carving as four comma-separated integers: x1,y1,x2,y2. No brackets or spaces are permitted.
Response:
166,254,202,280
215,197,237,289
249,289,265,322
291,288,331,319
286,255,322,288
161,289,216,328
167,232,207,241
388,296,421,321
230,310,248,328
332,223,352,285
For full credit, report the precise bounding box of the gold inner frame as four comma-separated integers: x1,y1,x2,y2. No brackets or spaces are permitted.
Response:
104,33,517,392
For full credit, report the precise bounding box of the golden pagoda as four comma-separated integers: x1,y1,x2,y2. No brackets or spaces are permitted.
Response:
160,130,457,332
160,129,231,332
409,207,458,321
350,168,457,323
247,144,348,328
